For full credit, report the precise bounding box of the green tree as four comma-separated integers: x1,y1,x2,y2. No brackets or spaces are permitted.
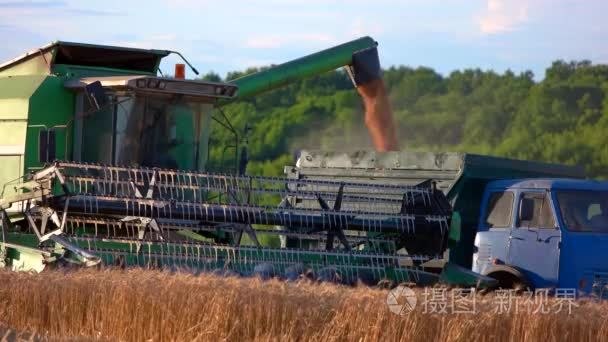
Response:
202,60,608,178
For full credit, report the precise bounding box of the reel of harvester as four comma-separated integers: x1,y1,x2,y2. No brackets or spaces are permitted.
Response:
1,161,452,285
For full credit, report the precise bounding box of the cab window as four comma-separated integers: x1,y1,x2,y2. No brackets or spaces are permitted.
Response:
484,192,514,228
557,191,608,232
517,192,555,228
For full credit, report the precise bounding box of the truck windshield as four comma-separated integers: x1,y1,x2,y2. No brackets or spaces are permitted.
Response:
556,191,608,233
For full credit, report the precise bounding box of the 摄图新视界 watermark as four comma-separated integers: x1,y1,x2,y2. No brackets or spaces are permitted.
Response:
386,287,580,316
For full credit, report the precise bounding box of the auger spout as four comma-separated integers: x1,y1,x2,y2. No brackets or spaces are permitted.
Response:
225,36,399,151
226,36,378,101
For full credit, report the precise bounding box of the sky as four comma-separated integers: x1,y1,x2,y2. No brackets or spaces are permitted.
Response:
0,0,606,80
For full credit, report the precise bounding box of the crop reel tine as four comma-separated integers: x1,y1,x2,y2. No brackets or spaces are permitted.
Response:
316,193,330,211
234,229,243,246
326,231,335,250
400,192,408,214
278,197,292,209
334,228,350,251
316,184,351,251
332,184,351,250
233,223,260,247
333,184,344,211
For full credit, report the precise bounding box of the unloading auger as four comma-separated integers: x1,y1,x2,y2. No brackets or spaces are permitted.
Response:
1,161,451,284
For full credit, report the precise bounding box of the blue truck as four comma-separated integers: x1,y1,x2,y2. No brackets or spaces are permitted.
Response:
288,151,606,292
474,179,608,293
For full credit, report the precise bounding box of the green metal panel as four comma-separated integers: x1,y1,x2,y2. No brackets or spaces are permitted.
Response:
0,121,27,146
228,36,377,100
1,242,47,273
448,179,490,268
0,156,23,198
0,98,29,120
51,40,169,57
0,75,46,103
52,64,157,78
24,76,75,172
0,75,48,189
0,75,49,155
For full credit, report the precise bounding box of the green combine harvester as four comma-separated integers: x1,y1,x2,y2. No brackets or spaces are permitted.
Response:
0,37,581,287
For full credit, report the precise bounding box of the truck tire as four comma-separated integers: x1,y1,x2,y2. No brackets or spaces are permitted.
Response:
485,266,531,292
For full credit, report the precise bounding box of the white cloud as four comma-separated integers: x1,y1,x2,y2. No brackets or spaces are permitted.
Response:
163,0,212,8
244,33,337,49
478,0,530,34
245,36,283,49
350,18,385,37
107,34,206,53
233,58,277,69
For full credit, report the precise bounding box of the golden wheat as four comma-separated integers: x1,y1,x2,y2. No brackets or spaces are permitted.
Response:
0,269,607,341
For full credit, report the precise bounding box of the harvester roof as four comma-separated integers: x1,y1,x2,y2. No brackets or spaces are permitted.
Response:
0,41,169,75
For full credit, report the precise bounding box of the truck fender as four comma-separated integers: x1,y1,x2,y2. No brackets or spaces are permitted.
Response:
483,264,532,291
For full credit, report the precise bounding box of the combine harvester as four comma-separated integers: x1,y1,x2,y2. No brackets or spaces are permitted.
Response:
0,37,588,290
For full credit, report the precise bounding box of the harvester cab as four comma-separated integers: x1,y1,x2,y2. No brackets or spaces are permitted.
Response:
0,41,240,179
63,75,236,171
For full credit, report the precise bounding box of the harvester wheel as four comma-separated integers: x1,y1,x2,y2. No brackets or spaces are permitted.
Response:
317,267,343,284
284,263,305,281
377,279,396,289
114,255,126,269
355,270,378,286
253,263,277,280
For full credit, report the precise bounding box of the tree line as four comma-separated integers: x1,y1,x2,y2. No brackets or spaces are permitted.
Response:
202,60,608,178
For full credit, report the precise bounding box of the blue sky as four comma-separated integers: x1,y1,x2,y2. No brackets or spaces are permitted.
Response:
1,0,606,80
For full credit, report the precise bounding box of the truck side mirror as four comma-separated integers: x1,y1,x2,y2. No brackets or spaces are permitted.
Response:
38,129,56,163
519,198,535,222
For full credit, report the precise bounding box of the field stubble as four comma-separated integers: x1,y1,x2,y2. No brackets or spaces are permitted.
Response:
0,269,607,341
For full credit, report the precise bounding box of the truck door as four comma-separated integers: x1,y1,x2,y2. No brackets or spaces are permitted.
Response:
508,191,560,288
473,191,514,275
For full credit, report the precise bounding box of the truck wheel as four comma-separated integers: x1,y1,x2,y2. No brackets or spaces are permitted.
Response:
488,271,530,293
511,280,530,294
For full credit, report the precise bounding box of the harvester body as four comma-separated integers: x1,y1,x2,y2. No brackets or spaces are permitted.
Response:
0,38,464,286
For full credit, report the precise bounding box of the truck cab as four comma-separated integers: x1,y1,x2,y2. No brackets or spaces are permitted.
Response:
473,178,608,293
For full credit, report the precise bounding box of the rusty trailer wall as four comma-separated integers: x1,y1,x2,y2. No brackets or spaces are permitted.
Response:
285,151,464,212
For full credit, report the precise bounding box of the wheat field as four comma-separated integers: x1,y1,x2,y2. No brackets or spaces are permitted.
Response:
0,269,607,341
